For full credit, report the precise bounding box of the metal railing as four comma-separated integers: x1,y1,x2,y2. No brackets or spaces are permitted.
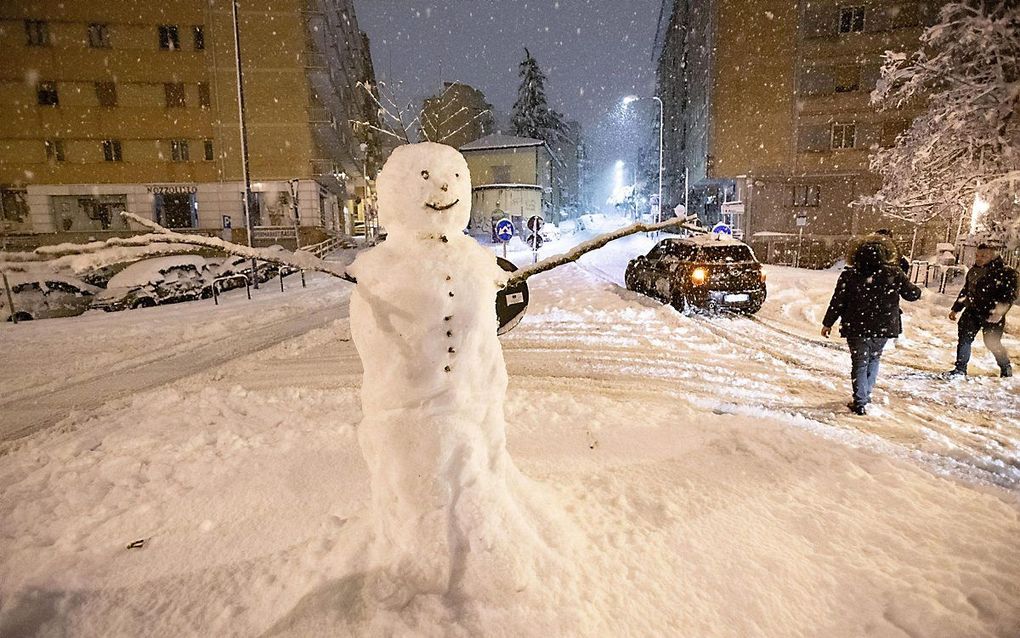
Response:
301,235,343,259
210,274,251,305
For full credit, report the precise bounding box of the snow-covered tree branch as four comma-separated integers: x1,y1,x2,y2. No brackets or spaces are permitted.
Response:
507,216,703,285
0,213,354,281
867,1,1020,246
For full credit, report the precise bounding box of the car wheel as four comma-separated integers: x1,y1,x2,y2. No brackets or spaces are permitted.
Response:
624,268,639,292
132,298,157,309
11,311,33,322
670,290,691,314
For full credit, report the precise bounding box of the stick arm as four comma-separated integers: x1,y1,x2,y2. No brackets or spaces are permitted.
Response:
505,216,704,286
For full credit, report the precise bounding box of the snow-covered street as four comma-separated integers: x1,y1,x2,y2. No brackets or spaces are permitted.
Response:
2,230,1018,636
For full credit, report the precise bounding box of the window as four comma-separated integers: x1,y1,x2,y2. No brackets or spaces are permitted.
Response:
88,23,111,48
164,83,186,107
170,139,190,162
198,82,211,108
158,24,180,50
95,81,117,107
44,140,65,162
834,66,860,93
203,139,214,161
102,139,123,162
793,185,821,207
838,6,865,33
491,165,512,182
193,25,205,50
25,20,49,46
37,82,59,106
831,123,857,149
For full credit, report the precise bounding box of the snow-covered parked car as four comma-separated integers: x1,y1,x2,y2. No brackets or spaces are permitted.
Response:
625,235,767,314
576,213,609,232
539,223,561,242
1,274,99,321
91,255,213,311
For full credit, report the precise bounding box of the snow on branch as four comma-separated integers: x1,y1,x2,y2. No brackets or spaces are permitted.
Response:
0,213,354,282
506,217,703,285
121,213,352,280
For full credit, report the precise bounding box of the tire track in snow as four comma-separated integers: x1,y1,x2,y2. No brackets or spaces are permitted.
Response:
540,260,1020,489
0,301,349,442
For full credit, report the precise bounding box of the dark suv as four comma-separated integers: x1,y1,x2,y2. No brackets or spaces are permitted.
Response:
625,236,767,313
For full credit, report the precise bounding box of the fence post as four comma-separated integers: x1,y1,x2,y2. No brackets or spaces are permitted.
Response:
2,271,17,324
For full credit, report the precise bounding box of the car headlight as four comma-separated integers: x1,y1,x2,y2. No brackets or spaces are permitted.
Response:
691,267,708,285
760,271,767,283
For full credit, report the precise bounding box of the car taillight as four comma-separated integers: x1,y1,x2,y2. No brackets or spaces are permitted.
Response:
760,270,767,283
691,267,708,285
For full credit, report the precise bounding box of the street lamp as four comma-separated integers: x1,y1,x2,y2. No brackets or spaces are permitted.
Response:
622,95,664,227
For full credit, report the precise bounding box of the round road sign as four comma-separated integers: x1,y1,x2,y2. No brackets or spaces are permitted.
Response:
495,218,515,242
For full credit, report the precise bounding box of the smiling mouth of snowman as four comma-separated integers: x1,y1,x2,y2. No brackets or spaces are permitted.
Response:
425,199,459,211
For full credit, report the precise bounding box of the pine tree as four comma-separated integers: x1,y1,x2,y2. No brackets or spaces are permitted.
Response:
866,1,1020,247
511,48,565,144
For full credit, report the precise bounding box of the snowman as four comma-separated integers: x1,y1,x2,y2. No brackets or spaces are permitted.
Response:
346,142,564,602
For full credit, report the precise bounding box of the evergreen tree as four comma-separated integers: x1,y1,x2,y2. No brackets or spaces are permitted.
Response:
511,48,566,144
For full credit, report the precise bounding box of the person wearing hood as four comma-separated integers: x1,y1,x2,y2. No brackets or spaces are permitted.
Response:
821,240,923,415
946,243,1017,378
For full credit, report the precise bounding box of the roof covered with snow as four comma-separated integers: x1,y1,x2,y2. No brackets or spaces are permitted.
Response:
459,134,545,152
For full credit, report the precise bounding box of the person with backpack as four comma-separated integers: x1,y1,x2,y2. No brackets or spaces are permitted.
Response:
821,240,923,415
946,243,1017,378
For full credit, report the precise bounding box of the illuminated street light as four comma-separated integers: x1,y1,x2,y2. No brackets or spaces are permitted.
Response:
621,95,664,227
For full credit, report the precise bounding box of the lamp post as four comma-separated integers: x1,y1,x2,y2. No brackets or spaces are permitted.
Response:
622,95,664,228
231,0,257,287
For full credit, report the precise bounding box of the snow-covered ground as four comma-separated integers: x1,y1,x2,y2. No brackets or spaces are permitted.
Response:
1,228,1018,636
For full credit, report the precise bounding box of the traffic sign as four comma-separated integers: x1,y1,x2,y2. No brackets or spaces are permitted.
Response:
526,233,544,250
495,257,529,335
222,215,232,229
711,222,732,236
527,215,545,232
495,218,514,242
796,214,808,227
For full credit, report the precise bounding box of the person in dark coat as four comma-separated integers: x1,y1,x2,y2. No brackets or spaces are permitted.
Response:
874,228,911,274
821,241,923,414
946,243,1017,377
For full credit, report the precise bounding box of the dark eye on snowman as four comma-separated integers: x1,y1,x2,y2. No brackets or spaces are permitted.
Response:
421,170,430,180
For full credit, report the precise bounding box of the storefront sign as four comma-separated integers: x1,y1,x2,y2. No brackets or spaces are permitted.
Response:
146,185,198,195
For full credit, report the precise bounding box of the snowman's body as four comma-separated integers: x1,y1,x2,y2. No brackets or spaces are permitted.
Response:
347,143,548,599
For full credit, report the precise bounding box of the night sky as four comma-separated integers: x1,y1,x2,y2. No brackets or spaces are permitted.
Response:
354,0,664,205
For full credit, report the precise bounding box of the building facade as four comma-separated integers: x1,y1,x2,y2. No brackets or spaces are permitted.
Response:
459,133,557,235
420,82,494,149
0,0,379,243
654,0,943,264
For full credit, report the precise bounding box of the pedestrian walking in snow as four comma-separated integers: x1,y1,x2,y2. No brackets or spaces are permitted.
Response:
874,228,911,274
821,240,922,415
946,243,1017,378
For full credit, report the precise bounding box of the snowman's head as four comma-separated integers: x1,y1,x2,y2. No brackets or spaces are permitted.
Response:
375,142,472,238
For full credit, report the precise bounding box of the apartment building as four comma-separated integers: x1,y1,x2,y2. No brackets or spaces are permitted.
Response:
654,0,943,264
0,0,379,242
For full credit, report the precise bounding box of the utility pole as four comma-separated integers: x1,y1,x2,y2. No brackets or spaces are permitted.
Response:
231,0,258,287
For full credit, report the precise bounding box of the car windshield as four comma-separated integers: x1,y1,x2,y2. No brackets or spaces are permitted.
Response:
697,245,755,263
